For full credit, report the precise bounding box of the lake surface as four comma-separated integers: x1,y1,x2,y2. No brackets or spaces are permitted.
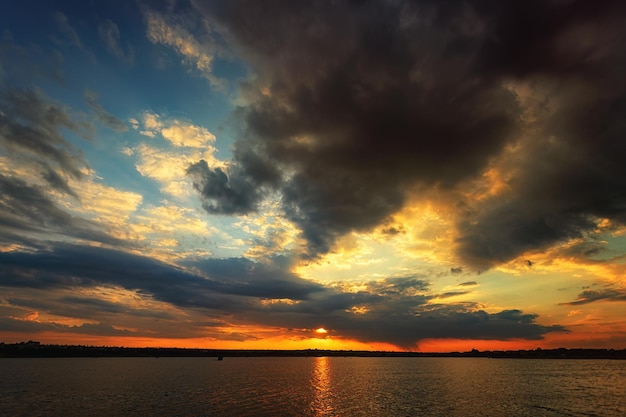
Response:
1,357,624,416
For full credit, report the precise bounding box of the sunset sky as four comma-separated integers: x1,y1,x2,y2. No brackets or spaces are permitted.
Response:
2,0,626,352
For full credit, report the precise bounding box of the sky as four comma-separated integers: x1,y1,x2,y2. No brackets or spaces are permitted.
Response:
1,0,626,352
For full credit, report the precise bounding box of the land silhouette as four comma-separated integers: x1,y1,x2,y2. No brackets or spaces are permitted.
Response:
2,341,625,359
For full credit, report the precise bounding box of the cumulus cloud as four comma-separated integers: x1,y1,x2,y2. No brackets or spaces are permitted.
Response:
130,112,221,197
138,111,217,148
186,160,264,215
184,0,626,269
161,120,216,148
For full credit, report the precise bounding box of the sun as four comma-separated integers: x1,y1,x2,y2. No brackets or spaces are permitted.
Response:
315,327,328,334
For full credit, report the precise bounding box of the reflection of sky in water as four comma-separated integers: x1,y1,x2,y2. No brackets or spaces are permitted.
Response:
311,356,333,416
1,357,625,416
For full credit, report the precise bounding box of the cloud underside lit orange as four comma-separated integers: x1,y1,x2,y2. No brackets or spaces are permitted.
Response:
3,321,625,352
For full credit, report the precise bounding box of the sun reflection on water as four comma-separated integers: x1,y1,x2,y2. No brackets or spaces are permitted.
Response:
311,356,333,416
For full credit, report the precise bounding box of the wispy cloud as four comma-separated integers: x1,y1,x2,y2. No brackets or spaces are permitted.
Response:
52,11,95,62
144,9,226,90
98,19,135,65
564,288,626,305
84,89,128,132
0,87,89,180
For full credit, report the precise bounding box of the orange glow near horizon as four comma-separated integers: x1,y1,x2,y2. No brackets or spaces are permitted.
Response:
3,324,625,352
0,331,396,351
417,329,626,352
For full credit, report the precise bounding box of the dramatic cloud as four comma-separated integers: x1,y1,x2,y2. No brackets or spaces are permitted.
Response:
0,245,322,307
242,274,566,349
328,308,566,350
0,244,564,347
185,0,626,268
3,0,623,351
129,112,222,198
187,160,265,215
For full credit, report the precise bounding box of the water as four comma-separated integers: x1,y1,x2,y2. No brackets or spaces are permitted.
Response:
1,357,625,416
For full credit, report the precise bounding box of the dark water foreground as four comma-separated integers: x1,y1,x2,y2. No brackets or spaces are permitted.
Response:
1,357,625,416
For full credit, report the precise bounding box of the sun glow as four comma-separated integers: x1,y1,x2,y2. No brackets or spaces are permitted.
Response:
315,327,328,335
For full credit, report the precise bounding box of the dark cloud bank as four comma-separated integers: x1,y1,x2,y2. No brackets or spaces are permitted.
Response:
186,0,626,268
0,245,566,346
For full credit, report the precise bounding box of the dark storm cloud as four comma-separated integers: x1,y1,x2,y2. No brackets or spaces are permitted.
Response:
186,143,282,215
186,160,265,215
187,0,626,266
450,0,626,267
189,0,520,257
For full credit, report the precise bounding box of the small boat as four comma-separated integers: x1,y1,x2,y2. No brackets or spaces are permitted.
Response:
217,356,224,361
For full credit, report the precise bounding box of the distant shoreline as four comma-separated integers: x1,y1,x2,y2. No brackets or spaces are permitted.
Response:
2,342,625,359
